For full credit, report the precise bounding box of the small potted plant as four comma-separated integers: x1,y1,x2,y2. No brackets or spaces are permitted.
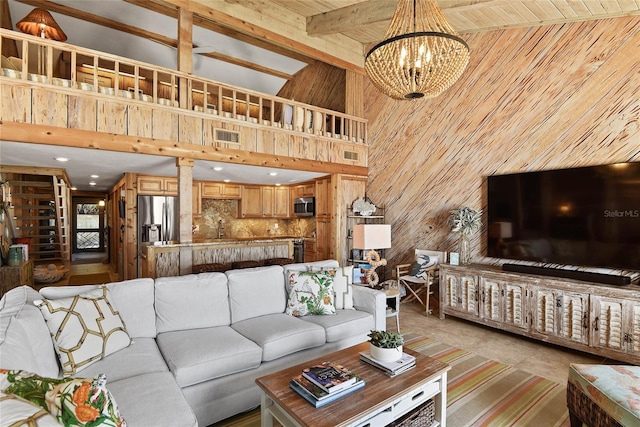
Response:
368,330,404,362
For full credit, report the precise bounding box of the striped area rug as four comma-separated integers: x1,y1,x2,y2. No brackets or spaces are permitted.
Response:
212,336,569,427
406,336,569,427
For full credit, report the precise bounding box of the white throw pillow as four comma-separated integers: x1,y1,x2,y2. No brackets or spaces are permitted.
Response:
285,270,336,316
34,286,131,376
0,391,60,426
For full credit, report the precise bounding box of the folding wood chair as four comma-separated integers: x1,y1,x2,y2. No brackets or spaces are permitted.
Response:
396,249,446,316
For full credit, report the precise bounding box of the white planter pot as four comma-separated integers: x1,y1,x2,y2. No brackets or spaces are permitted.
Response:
369,343,403,362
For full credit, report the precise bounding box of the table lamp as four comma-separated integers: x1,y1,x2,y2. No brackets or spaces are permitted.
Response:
353,224,391,287
17,8,67,75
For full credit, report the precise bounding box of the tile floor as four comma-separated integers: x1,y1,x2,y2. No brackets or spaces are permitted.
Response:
393,299,606,385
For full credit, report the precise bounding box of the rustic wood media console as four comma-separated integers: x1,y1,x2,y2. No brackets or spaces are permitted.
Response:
439,264,640,364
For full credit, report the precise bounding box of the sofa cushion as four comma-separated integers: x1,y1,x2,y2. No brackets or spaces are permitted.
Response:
285,270,336,316
0,286,60,377
227,265,286,323
40,278,157,338
74,337,168,382
156,326,262,387
1,370,126,426
155,273,230,333
231,313,326,361
300,309,374,342
34,286,132,376
108,372,197,427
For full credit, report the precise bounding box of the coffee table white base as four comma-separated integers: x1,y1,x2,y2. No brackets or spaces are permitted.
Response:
260,371,447,427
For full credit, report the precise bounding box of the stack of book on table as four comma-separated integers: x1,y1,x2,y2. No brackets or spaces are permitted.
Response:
289,362,365,407
359,351,416,377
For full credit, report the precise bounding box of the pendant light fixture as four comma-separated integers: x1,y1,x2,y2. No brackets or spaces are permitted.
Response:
365,0,470,100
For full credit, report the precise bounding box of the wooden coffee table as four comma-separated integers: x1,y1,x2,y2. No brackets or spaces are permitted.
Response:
255,342,450,427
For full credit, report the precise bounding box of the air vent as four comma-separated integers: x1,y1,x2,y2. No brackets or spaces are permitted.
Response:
343,150,359,161
215,129,240,144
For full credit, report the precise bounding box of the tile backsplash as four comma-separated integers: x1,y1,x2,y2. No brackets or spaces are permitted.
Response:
192,199,315,240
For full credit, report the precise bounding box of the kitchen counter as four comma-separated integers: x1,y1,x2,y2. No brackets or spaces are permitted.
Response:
141,238,295,278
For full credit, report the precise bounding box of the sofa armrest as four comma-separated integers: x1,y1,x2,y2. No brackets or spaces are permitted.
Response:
351,285,387,331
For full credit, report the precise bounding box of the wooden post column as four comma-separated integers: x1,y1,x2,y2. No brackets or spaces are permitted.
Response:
177,157,194,275
177,8,193,109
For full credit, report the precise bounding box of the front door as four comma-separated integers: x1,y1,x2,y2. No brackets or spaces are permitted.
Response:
73,198,105,253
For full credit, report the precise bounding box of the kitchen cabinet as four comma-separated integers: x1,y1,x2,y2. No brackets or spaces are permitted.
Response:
201,182,241,199
273,186,290,218
314,177,332,260
137,176,178,195
240,185,289,218
290,183,314,199
240,185,263,218
304,239,317,262
314,177,331,218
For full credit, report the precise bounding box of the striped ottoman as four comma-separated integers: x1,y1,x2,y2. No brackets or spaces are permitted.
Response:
567,364,640,427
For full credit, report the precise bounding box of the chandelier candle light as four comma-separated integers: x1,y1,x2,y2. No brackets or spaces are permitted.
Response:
365,0,470,100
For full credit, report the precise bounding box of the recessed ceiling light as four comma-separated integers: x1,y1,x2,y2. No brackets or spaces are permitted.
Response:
275,183,281,186
213,167,223,171
90,174,99,178
89,182,97,186
71,187,77,191
269,172,278,176
55,157,68,162
223,179,231,183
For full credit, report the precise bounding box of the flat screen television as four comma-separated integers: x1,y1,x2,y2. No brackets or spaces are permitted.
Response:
487,162,640,272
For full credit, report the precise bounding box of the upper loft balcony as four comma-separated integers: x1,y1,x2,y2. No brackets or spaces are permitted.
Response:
0,29,368,169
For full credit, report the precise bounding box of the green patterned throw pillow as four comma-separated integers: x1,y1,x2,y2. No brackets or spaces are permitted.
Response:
285,270,336,316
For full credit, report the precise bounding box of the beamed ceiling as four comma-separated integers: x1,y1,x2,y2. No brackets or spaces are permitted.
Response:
4,0,640,94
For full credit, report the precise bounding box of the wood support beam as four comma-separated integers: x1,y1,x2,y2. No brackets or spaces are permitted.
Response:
306,0,397,37
0,122,369,177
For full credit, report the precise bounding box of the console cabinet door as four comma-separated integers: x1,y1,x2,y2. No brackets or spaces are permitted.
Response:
442,270,478,317
590,296,640,357
504,283,528,330
479,277,528,330
533,287,589,345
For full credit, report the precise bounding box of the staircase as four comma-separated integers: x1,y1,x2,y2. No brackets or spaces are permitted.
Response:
5,174,71,267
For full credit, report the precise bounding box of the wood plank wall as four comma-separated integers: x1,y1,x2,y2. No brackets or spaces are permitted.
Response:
364,17,640,273
277,61,346,113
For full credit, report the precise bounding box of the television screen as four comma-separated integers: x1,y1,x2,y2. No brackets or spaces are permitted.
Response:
487,162,640,271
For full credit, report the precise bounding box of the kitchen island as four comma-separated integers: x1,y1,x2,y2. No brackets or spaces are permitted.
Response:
141,237,295,278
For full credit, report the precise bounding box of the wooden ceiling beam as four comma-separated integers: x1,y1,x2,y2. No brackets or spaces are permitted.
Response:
124,0,312,66
163,0,365,73
306,0,397,37
1,122,369,177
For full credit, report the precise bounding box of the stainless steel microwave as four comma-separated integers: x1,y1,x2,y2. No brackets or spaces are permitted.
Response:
293,197,315,216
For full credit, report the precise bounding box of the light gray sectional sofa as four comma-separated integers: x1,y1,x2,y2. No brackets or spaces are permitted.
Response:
0,260,386,426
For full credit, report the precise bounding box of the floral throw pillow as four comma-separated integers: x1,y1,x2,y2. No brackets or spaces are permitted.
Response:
0,369,126,426
34,286,131,376
285,270,336,316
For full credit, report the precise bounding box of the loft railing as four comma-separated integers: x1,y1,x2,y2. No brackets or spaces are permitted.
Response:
0,29,367,144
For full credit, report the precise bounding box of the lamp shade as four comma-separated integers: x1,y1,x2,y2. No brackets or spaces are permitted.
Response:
353,224,391,250
488,222,513,239
17,8,67,42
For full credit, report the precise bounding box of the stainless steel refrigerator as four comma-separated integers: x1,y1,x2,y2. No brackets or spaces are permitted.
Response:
137,195,179,275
